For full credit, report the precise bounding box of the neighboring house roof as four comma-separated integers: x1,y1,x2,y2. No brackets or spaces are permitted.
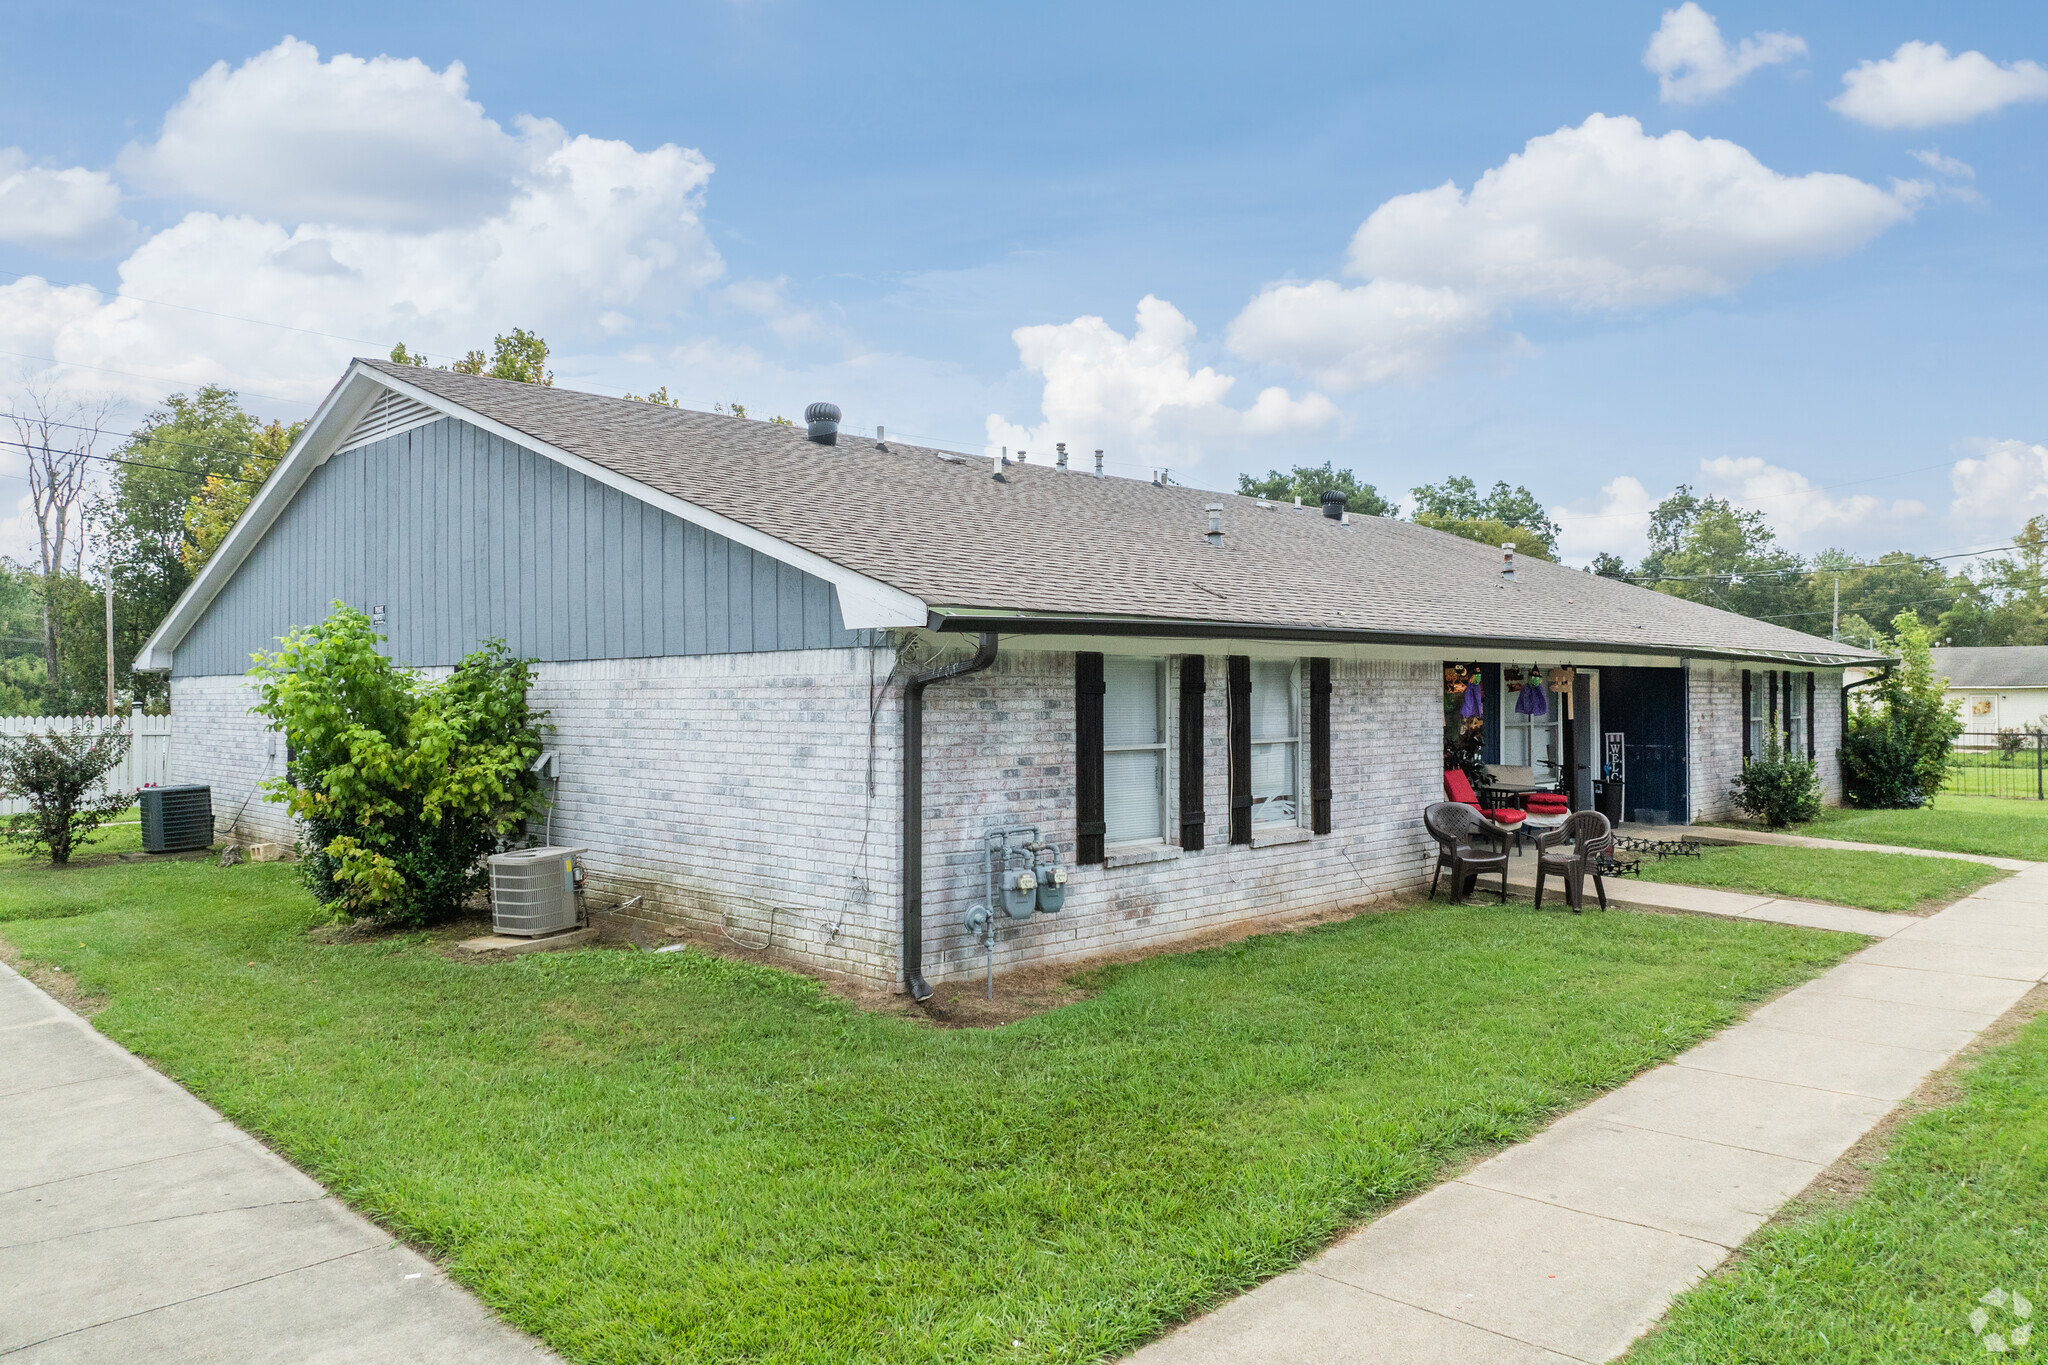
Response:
137,359,1887,669
1933,647,2048,689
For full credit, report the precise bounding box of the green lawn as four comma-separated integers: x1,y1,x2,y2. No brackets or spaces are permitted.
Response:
1801,797,2048,862
0,859,1860,1365
0,805,145,869
1629,1009,2048,1364
1634,843,2001,913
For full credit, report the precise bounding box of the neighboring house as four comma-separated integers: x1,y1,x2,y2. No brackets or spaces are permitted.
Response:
1931,646,2048,734
136,360,1885,995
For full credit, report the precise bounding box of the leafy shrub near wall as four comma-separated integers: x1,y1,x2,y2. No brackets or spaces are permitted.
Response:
249,605,549,927
1841,610,1964,809
0,723,132,864
1730,741,1823,828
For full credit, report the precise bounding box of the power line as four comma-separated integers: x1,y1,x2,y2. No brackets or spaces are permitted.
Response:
0,410,293,468
0,439,265,486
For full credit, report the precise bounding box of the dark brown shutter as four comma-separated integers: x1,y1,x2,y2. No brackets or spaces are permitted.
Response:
1309,658,1332,835
1075,652,1105,864
1806,672,1817,760
1227,655,1252,845
1741,670,1752,761
1178,656,1206,851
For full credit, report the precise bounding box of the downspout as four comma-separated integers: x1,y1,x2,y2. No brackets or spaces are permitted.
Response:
901,631,999,1002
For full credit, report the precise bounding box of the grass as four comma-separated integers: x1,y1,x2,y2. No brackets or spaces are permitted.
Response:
1633,843,2001,913
1628,1005,2048,1364
0,860,1861,1365
1800,797,2048,862
0,804,145,870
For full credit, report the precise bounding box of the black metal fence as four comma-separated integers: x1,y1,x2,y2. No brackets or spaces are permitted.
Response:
1946,730,2048,800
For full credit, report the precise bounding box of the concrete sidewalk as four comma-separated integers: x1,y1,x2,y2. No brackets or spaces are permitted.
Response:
0,960,557,1363
1500,855,1910,939
1130,860,2048,1365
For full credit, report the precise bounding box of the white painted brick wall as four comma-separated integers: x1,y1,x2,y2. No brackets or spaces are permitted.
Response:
1687,663,1845,820
168,675,297,845
915,651,1441,987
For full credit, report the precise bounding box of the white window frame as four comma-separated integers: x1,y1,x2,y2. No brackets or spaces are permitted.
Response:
1250,659,1304,827
1102,657,1169,845
1502,665,1566,783
1787,671,1807,757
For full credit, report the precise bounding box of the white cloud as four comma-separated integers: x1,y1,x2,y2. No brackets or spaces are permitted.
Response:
1231,114,1919,389
724,277,825,345
1831,41,2048,129
1949,439,2048,529
986,295,1338,469
0,39,724,408
1701,455,1924,544
0,150,133,256
1909,148,1975,180
119,37,530,230
1551,475,1658,565
1226,278,1500,389
1644,3,1806,104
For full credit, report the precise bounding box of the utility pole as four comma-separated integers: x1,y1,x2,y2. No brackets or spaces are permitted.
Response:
1831,576,1840,641
103,562,114,718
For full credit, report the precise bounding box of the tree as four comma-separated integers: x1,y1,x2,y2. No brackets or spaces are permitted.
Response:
391,329,554,386
1410,475,1561,557
1632,485,1812,625
1238,463,1392,516
249,605,550,926
7,381,112,685
0,722,131,864
95,387,285,709
182,417,299,573
1590,552,1631,581
1840,610,1964,808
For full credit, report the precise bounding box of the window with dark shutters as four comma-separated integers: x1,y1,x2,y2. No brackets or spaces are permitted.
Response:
1310,658,1332,835
1227,655,1252,845
1075,652,1106,864
1178,656,1205,850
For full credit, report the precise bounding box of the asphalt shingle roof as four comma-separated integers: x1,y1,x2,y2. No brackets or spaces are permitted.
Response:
1932,647,2048,689
362,359,1880,664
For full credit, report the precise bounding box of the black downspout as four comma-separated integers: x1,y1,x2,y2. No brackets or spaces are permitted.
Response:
901,631,999,1002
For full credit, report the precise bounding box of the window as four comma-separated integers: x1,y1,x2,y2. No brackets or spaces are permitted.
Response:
1745,671,1768,759
1103,657,1167,844
1249,659,1301,825
1787,671,1807,757
1503,666,1565,782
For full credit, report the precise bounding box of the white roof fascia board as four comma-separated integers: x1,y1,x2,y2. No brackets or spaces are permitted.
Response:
136,362,925,671
360,367,926,630
133,367,381,671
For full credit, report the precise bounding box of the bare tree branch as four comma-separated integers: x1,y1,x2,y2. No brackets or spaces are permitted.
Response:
8,376,113,684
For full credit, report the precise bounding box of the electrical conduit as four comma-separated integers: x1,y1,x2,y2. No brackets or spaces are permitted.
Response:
901,631,999,1001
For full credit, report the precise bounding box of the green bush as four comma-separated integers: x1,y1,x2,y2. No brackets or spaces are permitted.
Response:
1998,728,2026,761
1729,741,1823,828
0,722,134,864
1841,610,1964,809
249,605,549,927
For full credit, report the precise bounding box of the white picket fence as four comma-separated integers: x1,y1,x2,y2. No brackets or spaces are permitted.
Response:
0,714,172,815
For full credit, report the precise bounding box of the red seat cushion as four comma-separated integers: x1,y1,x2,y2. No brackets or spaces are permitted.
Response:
1526,797,1569,811
1490,808,1527,825
1443,769,1480,805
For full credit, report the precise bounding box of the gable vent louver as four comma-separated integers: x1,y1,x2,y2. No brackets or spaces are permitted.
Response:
337,388,440,452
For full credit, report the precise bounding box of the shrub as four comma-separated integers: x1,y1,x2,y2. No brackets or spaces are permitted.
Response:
1999,728,2026,761
1730,741,1823,828
0,722,133,864
249,605,549,927
1841,610,1965,809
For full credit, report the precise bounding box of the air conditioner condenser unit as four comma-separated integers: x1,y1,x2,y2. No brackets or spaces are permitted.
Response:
488,846,586,937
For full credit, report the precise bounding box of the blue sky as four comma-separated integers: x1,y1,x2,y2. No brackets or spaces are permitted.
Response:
2,2,2045,564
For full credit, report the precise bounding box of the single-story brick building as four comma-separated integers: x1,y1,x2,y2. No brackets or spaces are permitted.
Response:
137,359,1883,994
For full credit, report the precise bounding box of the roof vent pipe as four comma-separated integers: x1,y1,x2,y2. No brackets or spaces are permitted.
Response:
804,402,841,446
1320,490,1346,520
1056,442,1068,470
1205,503,1223,546
1093,450,1103,477
1501,543,1517,581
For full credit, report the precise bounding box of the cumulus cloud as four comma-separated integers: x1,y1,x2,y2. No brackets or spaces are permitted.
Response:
986,295,1338,469
1832,41,2048,129
0,150,133,256
1644,3,1806,104
119,37,530,230
1950,439,2048,529
1700,455,1924,542
1551,475,1658,565
1230,114,1919,389
0,38,724,407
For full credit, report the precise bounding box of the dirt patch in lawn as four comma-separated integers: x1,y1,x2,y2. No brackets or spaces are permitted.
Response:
0,932,110,1016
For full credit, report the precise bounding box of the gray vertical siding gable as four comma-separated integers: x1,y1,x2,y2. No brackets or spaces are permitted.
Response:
172,416,863,676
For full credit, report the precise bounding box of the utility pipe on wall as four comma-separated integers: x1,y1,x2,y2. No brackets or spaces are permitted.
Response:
901,631,999,1002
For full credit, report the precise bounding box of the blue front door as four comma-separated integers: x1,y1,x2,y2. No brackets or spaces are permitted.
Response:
1599,667,1689,824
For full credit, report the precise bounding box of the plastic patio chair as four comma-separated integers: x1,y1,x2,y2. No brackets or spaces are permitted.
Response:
1424,801,1510,904
1533,810,1615,914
